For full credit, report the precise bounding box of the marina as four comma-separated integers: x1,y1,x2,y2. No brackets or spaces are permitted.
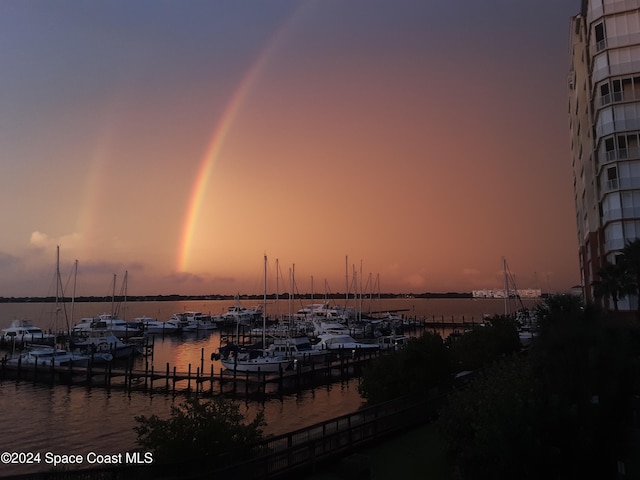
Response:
0,297,537,477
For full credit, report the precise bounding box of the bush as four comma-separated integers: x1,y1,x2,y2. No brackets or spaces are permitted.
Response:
449,315,520,371
134,396,266,465
358,332,452,404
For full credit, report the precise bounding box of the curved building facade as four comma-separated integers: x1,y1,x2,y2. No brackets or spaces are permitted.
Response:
570,0,640,310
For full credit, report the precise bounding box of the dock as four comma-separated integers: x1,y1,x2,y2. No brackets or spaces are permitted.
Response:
0,347,383,398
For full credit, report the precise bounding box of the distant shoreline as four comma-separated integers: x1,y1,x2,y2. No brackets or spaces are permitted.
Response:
0,292,475,303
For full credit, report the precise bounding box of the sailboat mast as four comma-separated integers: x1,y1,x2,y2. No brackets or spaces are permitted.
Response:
503,257,509,316
70,259,78,333
275,258,280,321
55,245,61,346
111,273,116,316
263,255,267,349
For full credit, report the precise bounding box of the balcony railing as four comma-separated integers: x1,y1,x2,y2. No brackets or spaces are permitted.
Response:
602,206,640,223
605,237,626,251
593,60,640,85
596,117,640,138
602,176,640,193
600,91,624,106
604,147,629,162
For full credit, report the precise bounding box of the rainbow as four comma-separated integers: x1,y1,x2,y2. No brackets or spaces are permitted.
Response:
176,4,310,272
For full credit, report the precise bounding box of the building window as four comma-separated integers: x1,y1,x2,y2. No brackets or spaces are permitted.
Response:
601,83,611,105
607,166,619,190
595,23,606,51
613,79,622,101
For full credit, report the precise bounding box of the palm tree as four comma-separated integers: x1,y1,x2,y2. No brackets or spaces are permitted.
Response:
592,261,633,312
620,239,640,319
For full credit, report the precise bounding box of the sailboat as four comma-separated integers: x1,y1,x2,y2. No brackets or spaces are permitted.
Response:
501,257,538,347
9,247,92,368
218,256,294,373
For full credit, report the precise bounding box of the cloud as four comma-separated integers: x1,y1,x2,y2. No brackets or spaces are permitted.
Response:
29,231,82,250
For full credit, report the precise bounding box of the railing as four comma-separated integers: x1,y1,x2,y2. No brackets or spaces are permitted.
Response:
6,394,442,480
600,91,624,106
602,176,640,193
602,206,640,223
596,116,640,138
592,60,640,85
203,393,442,479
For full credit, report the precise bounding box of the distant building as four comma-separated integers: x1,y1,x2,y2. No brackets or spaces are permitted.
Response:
472,289,541,299
569,0,640,310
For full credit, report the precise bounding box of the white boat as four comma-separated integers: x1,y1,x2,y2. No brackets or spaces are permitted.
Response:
295,302,353,322
184,311,218,331
166,312,216,332
135,317,181,335
220,304,261,326
263,335,327,362
71,330,139,359
218,343,294,373
72,314,141,338
7,345,91,367
313,333,380,352
1,319,56,345
218,256,293,373
312,320,352,336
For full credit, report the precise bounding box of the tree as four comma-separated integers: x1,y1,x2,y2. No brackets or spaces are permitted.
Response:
449,315,521,371
621,239,640,319
438,295,640,479
358,332,452,404
134,396,266,465
592,261,634,311
438,355,543,480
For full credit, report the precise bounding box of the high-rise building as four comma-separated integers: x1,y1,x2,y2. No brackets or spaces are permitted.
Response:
569,0,640,309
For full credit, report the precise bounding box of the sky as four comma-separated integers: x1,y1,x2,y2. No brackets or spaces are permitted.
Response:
0,0,582,297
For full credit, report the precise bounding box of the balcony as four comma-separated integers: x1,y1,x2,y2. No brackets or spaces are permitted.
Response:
605,237,626,251
601,176,640,193
596,117,640,138
599,91,623,106
593,60,640,85
602,206,640,223
604,147,630,162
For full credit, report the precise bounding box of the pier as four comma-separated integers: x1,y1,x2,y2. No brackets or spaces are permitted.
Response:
0,346,384,398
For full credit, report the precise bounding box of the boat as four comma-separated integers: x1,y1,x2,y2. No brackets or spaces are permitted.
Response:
71,330,139,359
218,256,293,373
220,303,262,326
1,319,56,345
183,312,218,331
7,345,91,368
313,333,380,352
134,317,181,335
263,335,327,362
72,314,141,338
218,343,294,373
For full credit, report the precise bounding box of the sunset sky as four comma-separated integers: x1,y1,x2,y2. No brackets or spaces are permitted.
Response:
0,1,581,297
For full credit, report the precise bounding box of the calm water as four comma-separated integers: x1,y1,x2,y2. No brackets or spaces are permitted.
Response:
0,298,535,476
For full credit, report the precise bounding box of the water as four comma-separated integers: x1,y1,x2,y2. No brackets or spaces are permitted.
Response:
0,297,534,476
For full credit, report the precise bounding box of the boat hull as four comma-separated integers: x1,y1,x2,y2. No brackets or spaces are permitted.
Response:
221,356,293,373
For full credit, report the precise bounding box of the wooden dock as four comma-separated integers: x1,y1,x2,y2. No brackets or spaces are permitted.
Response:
0,348,382,398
